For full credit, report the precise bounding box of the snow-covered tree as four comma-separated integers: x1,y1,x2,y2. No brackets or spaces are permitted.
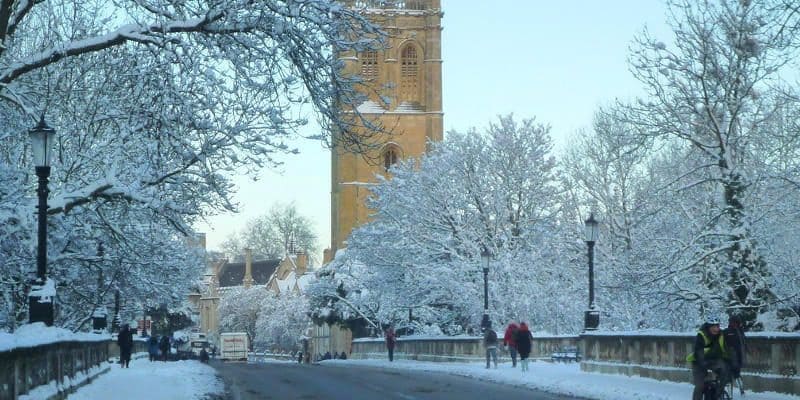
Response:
253,292,311,352
309,115,582,334
221,202,319,263
218,287,272,341
0,0,383,331
620,0,799,327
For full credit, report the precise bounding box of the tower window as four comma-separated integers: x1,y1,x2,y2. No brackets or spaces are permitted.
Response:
361,50,378,81
383,146,399,171
400,45,419,103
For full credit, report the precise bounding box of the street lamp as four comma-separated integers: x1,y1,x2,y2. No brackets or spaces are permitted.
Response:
28,117,56,326
480,247,491,331
584,213,600,331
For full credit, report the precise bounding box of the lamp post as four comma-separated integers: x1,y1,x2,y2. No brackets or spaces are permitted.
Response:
584,213,600,331
480,247,491,331
28,117,57,326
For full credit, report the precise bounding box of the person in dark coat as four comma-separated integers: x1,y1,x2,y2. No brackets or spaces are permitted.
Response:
515,322,534,372
339,351,347,360
385,326,397,362
199,348,209,363
724,315,746,395
484,322,499,369
503,321,519,367
148,335,159,362
117,324,134,368
159,335,171,361
297,351,304,364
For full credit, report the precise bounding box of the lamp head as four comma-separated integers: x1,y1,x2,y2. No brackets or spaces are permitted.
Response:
29,117,56,167
584,213,599,243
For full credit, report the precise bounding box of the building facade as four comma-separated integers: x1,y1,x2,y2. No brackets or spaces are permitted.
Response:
326,0,444,262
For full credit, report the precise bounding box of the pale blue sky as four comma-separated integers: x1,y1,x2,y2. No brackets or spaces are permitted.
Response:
196,1,672,258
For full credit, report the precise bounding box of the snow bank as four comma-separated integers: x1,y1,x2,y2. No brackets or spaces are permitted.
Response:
0,323,110,352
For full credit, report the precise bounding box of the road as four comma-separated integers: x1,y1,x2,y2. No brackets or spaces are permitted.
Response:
213,360,583,400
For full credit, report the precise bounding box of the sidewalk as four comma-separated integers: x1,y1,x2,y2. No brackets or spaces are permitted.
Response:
322,359,800,400
67,358,224,400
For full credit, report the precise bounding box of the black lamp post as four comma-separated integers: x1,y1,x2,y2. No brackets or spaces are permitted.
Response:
28,117,56,326
92,242,108,332
480,247,491,331
584,213,600,331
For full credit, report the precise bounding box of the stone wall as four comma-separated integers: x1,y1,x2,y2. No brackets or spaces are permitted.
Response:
351,335,579,363
0,339,147,400
581,332,800,396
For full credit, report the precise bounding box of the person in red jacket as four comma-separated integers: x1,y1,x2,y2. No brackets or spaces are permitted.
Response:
503,321,519,367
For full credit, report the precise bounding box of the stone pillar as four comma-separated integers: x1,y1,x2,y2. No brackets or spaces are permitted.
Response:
244,248,254,288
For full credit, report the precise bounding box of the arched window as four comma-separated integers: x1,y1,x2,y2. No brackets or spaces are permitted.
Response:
383,146,399,171
360,50,378,81
400,45,419,103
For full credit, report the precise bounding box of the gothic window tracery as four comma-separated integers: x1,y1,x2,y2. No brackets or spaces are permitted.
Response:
361,50,379,81
400,45,420,103
383,146,399,171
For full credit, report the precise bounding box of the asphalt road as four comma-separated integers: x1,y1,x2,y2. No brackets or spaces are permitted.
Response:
213,360,582,400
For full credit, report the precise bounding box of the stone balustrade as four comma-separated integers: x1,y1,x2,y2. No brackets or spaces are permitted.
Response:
351,334,579,362
0,338,147,400
581,331,800,395
351,331,798,395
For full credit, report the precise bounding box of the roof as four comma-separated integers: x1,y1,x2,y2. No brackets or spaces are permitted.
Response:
218,259,280,287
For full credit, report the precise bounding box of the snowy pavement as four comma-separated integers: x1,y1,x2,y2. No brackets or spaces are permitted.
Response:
67,358,224,400
320,359,800,400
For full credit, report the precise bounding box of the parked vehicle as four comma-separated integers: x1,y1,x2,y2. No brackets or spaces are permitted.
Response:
551,346,581,362
219,332,249,361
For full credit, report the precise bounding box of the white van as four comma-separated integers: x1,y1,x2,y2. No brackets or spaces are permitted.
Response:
219,332,249,361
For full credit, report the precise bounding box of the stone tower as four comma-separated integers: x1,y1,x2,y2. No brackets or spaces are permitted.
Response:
326,0,443,262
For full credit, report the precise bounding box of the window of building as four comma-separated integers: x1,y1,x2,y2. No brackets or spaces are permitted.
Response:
360,50,378,81
400,45,419,102
383,146,399,171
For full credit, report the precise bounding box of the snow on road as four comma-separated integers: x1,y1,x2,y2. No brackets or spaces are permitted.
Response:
68,358,223,400
321,359,800,400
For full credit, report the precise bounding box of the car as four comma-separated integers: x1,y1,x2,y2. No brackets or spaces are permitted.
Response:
551,346,581,362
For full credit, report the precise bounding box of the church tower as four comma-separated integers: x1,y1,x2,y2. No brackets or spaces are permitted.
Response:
326,0,443,262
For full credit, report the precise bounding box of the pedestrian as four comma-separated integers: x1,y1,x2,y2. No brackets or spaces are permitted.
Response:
515,322,534,372
724,315,746,395
159,335,171,362
483,322,499,369
199,348,209,363
503,321,519,367
148,335,159,362
385,326,397,362
297,351,304,364
324,351,332,360
340,351,347,360
117,323,134,368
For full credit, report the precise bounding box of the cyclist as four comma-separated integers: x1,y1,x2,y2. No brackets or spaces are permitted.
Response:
687,316,730,400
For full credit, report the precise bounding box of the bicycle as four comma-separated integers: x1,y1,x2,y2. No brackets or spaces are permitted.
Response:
703,368,733,400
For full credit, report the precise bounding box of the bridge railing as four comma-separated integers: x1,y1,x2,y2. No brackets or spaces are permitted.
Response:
351,334,579,362
351,331,798,395
0,336,147,400
581,331,800,395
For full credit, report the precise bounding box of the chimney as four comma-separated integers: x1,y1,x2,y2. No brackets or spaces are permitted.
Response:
295,251,308,275
243,248,254,288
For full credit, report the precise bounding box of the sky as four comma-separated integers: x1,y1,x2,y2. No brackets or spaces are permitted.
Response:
194,0,674,260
